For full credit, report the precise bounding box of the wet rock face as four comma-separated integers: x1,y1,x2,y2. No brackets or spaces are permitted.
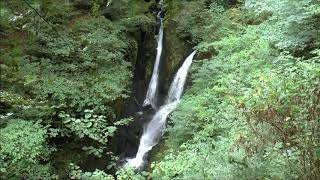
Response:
160,21,192,94
109,30,156,159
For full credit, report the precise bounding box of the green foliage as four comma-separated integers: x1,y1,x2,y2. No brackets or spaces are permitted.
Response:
165,0,243,44
0,119,57,179
59,110,116,143
116,167,149,180
69,163,114,180
119,15,154,32
247,0,320,53
0,0,144,178
21,18,133,115
82,146,105,158
151,1,320,179
59,110,132,145
39,0,78,24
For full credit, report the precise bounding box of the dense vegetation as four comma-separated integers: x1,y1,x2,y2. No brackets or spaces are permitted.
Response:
1,0,154,179
152,0,320,179
1,0,319,179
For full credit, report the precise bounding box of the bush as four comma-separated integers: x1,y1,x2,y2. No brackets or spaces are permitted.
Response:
0,119,57,179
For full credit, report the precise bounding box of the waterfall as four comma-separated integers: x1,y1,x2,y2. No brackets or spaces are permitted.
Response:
125,102,178,169
166,51,196,104
126,51,197,169
143,13,164,109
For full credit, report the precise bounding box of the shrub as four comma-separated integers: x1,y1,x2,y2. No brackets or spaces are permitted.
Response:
0,119,57,179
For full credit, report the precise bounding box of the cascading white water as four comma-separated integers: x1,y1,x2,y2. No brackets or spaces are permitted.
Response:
126,51,197,169
166,51,196,104
143,13,164,109
125,102,178,168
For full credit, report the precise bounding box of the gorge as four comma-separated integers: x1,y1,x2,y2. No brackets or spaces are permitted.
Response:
1,0,319,179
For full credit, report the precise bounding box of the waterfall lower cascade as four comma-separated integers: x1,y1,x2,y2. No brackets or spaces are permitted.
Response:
126,51,197,169
143,12,164,109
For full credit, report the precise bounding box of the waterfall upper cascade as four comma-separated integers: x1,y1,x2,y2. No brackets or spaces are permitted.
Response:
143,12,164,109
126,51,197,169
